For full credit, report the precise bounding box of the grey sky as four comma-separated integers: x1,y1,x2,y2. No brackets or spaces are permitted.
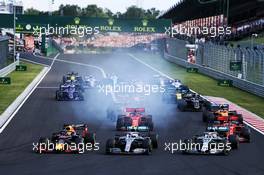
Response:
21,0,179,13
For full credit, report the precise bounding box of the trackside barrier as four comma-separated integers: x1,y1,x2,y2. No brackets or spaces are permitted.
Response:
0,61,19,77
164,52,264,98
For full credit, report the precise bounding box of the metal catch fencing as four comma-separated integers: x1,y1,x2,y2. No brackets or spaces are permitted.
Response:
164,38,264,97
196,43,264,86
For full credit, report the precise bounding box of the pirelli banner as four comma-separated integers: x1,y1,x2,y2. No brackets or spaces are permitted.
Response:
0,14,171,34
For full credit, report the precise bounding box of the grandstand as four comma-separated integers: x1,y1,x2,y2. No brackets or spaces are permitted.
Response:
159,0,264,44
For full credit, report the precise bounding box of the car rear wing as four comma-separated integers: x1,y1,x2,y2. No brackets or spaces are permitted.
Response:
63,124,87,129
126,108,145,113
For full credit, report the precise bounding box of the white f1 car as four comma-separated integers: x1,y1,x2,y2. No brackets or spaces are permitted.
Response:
105,132,158,155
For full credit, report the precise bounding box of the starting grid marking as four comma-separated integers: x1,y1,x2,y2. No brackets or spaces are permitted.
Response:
206,96,264,134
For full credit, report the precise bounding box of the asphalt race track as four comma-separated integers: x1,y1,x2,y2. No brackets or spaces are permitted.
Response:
0,53,264,175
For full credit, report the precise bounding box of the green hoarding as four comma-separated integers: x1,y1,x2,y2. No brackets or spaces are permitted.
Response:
186,67,198,73
230,61,242,71
0,14,171,34
217,79,233,87
16,65,27,71
0,77,11,84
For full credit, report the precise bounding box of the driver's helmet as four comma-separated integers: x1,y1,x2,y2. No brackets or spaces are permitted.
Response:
70,75,76,81
65,125,75,135
126,133,137,138
174,79,181,83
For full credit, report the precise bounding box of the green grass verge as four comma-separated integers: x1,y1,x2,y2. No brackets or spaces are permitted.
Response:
0,61,43,115
132,52,264,118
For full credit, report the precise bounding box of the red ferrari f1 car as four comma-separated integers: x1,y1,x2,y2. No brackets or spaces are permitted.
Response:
116,108,154,131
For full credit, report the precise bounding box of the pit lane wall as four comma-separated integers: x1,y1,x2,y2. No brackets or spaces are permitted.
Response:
163,38,264,98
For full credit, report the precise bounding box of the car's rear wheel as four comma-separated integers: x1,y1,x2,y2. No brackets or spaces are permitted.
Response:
37,137,49,153
142,139,152,155
178,100,187,111
207,113,216,123
116,118,123,130
241,127,251,142
105,139,115,154
150,133,158,149
237,114,244,124
84,133,96,145
229,135,239,149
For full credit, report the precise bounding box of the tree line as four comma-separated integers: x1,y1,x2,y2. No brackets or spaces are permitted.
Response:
24,4,160,19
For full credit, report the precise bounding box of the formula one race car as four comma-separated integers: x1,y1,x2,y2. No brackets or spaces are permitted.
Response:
116,108,154,131
56,83,84,101
83,75,97,88
162,84,177,103
105,132,158,155
35,124,96,154
207,121,251,147
176,85,190,95
182,132,231,155
62,72,85,91
202,103,243,123
177,92,204,111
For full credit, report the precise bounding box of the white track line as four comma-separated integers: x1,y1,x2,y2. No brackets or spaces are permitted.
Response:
128,53,264,136
0,67,50,133
37,87,58,89
20,58,50,67
0,54,60,133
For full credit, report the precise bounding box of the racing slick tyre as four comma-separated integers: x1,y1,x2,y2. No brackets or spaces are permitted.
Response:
72,137,83,153
148,122,154,131
181,139,190,154
146,115,153,123
84,133,96,145
229,135,239,149
202,113,207,123
202,108,209,122
62,76,67,83
116,118,123,130
177,100,187,111
241,127,251,143
237,114,244,124
123,117,132,127
150,133,158,149
207,113,216,123
37,137,49,153
105,139,115,154
73,92,84,101
59,83,64,90
142,139,152,155
56,90,63,101
222,140,230,156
